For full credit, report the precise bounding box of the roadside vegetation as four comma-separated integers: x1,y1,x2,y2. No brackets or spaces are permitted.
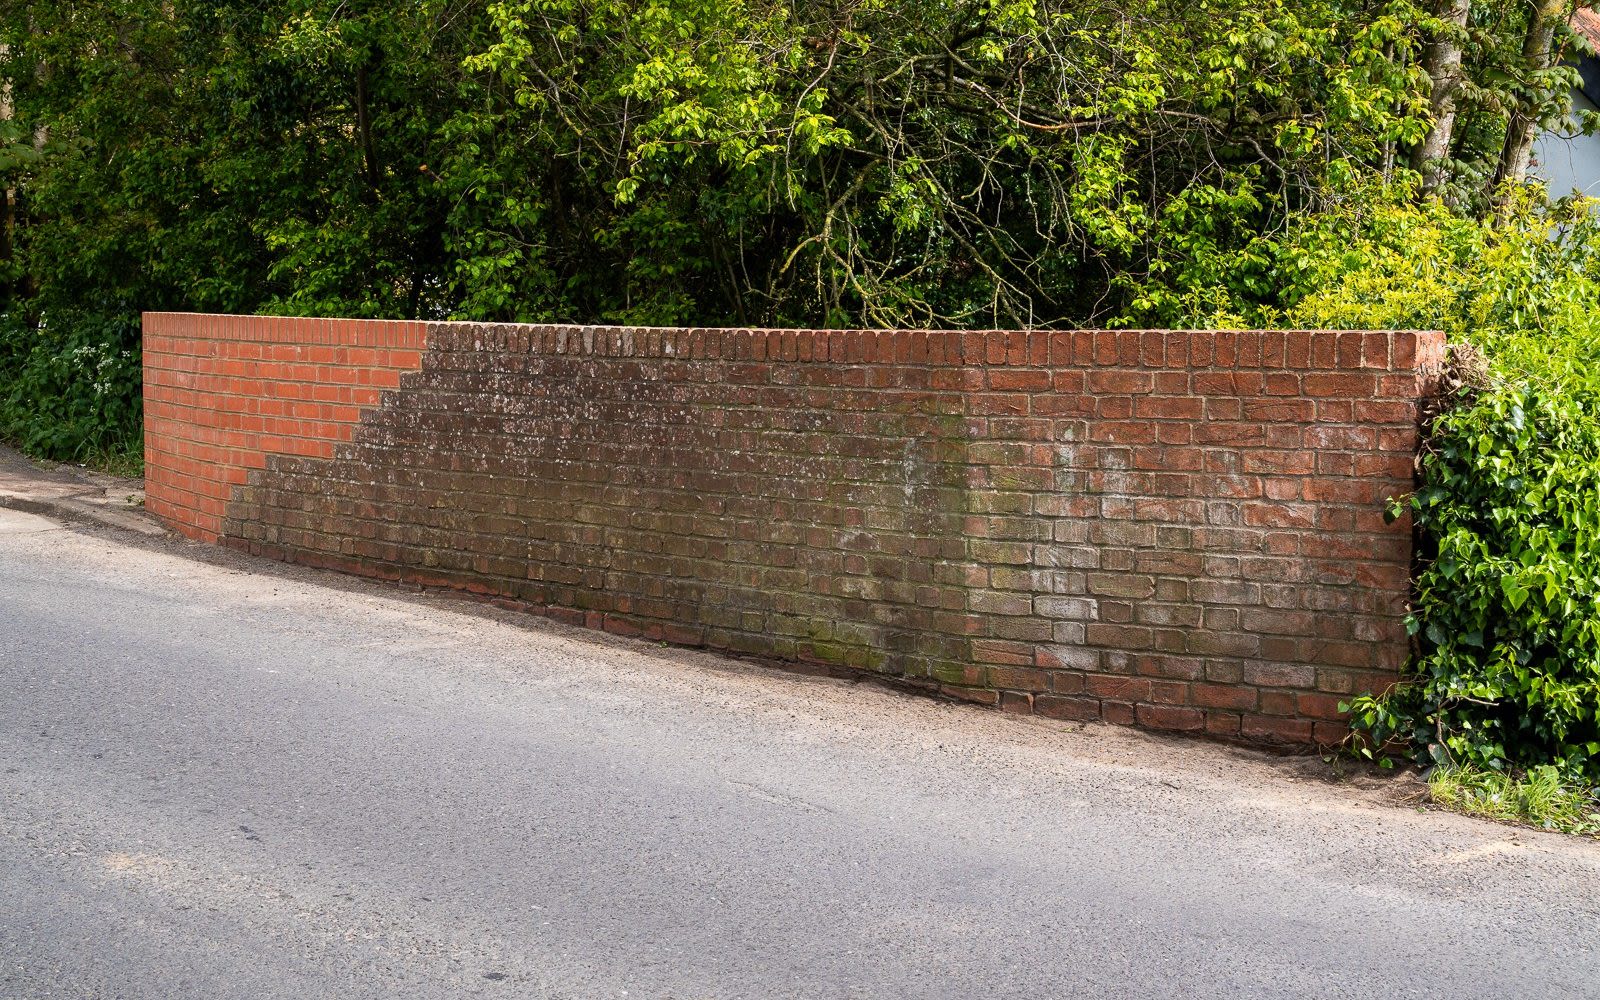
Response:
1430,764,1600,836
5,0,1600,822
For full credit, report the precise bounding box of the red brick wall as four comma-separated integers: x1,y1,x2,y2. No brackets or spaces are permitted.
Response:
142,314,426,541
143,314,1444,744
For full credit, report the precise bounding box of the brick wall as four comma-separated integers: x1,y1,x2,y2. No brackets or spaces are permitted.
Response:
143,314,1444,744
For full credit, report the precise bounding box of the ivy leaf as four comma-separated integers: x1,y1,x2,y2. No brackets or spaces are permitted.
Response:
1501,576,1529,611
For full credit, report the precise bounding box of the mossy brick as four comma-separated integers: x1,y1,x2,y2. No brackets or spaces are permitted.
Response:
1034,694,1102,721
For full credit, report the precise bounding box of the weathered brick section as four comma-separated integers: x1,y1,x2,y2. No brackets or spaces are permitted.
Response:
142,314,1444,744
142,313,427,541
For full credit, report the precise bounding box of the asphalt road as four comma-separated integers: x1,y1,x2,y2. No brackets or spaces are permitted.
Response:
2,506,1597,999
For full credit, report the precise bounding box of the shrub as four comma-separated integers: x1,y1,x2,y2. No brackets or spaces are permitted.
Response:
0,312,143,462
1349,380,1600,781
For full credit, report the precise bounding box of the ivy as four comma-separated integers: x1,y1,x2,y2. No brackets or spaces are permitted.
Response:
1347,382,1600,781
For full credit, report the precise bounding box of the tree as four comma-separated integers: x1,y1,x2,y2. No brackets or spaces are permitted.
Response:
1490,0,1572,201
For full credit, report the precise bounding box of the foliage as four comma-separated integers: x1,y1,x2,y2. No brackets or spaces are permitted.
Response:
1353,381,1600,781
1309,200,1600,784
445,0,1438,328
0,311,142,461
4,0,1585,337
1429,764,1600,836
0,0,470,457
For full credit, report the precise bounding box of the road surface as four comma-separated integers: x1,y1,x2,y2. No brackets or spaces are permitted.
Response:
1,506,1597,998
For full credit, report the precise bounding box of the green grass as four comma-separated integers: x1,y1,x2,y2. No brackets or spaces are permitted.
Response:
84,443,144,480
1429,765,1600,837
1,430,143,480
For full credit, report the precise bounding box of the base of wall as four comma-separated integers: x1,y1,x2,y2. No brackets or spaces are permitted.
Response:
219,534,1342,749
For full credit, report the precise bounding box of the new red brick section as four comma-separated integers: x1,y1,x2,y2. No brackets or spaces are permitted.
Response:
142,313,427,541
143,315,1444,744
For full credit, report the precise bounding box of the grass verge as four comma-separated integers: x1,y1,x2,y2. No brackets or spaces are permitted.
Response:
84,443,145,480
1429,765,1600,838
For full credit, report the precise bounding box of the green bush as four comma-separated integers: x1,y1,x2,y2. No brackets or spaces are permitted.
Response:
1349,382,1600,781
0,312,143,462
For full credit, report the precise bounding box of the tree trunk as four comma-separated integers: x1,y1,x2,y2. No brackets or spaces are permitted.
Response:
1491,0,1567,201
1412,0,1472,193
354,61,380,193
